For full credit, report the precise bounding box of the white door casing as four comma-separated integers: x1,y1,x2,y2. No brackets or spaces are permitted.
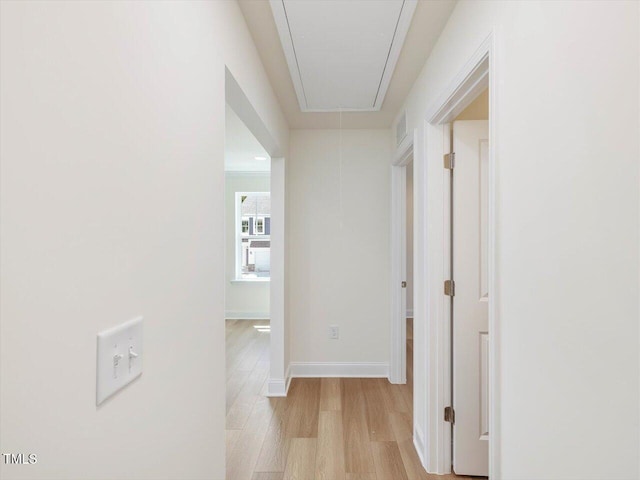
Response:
423,34,494,476
452,120,489,476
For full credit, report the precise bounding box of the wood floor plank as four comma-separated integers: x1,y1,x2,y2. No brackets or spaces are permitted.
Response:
319,378,341,411
227,334,259,378
226,396,279,480
390,412,433,480
397,437,433,480
225,319,238,337
399,383,413,418
341,378,376,474
226,326,269,411
227,369,251,413
371,441,409,480
389,411,413,443
235,338,264,372
377,377,410,414
315,411,346,480
283,438,317,480
226,429,242,463
225,319,448,480
252,473,284,480
255,397,290,473
361,379,395,442
226,360,270,429
284,378,321,438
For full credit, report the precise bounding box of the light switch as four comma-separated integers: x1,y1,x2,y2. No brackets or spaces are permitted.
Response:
329,325,339,339
96,316,143,405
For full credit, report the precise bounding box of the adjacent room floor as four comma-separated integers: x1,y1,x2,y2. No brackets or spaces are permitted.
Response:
225,319,469,480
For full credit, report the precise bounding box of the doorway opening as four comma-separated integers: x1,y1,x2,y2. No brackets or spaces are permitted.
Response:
224,68,287,450
224,103,272,319
418,34,500,477
416,35,497,478
405,158,415,398
224,66,289,477
390,126,415,386
224,102,272,429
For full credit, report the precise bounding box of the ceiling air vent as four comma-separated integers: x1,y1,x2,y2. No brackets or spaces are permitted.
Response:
396,111,407,147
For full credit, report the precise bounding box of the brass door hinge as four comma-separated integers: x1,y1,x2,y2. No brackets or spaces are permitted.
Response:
444,280,455,297
444,406,455,424
443,152,455,170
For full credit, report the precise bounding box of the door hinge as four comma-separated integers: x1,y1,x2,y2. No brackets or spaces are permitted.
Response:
444,279,455,297
444,406,455,424
443,152,455,169
401,281,407,288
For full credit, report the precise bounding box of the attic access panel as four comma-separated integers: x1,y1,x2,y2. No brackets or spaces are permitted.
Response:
270,0,417,112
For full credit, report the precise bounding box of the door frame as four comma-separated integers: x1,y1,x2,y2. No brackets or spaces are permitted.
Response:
225,68,288,397
390,130,416,384
420,32,499,477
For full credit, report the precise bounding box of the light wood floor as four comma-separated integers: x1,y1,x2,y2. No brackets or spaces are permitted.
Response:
226,319,470,480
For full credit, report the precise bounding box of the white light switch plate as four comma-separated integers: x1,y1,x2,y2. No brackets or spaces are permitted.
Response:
96,316,143,405
329,325,339,339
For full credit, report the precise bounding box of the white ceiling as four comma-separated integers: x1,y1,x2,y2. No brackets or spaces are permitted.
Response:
238,0,457,128
225,104,270,172
271,0,415,112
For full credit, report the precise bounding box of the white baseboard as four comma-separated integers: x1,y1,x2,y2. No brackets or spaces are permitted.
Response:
225,312,270,320
266,365,291,397
406,309,414,318
289,362,389,378
267,376,291,397
414,424,426,468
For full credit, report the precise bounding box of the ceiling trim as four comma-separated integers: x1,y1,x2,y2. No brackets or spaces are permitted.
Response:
270,0,307,110
269,0,417,113
373,0,417,111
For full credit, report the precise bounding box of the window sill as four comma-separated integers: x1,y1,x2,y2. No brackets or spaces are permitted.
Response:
231,278,271,284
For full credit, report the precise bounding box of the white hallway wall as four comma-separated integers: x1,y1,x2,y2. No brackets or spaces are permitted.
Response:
288,129,391,371
225,174,270,318
400,1,639,478
0,2,288,480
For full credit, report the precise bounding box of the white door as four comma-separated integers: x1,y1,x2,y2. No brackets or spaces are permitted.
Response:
452,120,489,476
